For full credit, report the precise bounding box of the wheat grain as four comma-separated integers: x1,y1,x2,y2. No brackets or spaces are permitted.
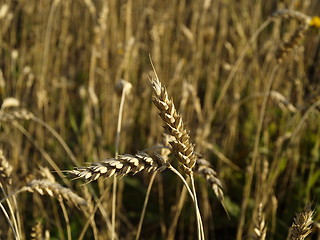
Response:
67,152,169,182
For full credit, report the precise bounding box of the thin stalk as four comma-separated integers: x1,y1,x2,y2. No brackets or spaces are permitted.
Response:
31,116,79,166
168,166,204,239
12,122,70,186
0,202,19,240
0,185,20,240
209,18,273,123
236,66,279,240
78,187,117,240
167,186,187,240
135,171,157,240
168,165,194,201
112,85,129,240
59,199,71,240
190,172,205,240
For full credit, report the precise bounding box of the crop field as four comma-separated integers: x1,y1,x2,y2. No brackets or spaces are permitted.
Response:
0,0,319,239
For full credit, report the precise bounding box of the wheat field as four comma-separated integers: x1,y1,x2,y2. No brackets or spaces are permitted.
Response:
0,0,319,239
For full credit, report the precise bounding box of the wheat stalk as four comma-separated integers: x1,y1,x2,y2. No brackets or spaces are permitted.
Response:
289,203,314,240
67,152,169,181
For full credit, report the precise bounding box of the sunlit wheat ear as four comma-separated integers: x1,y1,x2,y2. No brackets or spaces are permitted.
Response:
289,203,314,240
22,179,87,208
194,158,224,201
254,203,267,240
67,152,169,182
149,73,196,174
0,149,13,185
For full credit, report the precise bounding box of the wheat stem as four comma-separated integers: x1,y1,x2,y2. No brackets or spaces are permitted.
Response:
190,172,205,240
237,66,279,240
112,80,130,240
59,199,71,240
135,171,157,240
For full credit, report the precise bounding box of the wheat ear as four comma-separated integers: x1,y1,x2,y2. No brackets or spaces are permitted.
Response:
149,60,204,239
21,179,87,208
0,149,13,185
272,9,320,62
0,108,33,122
276,24,309,63
194,157,229,218
67,152,169,182
149,71,196,173
30,221,43,240
272,9,311,22
254,203,267,240
289,203,314,240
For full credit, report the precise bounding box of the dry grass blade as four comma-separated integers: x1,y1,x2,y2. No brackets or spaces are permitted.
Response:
254,203,267,240
67,152,169,182
289,203,314,240
23,179,87,208
149,68,197,173
0,149,13,185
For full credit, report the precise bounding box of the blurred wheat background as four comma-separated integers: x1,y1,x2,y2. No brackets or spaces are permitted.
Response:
0,0,319,239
